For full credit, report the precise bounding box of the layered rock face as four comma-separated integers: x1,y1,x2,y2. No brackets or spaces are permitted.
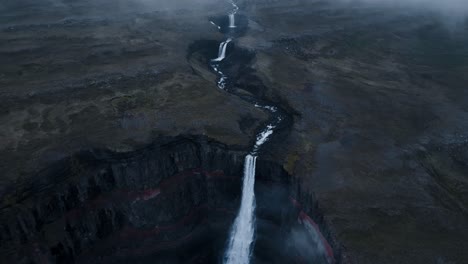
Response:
0,136,344,264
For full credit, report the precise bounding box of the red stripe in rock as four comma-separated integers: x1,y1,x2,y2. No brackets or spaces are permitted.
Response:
298,211,335,264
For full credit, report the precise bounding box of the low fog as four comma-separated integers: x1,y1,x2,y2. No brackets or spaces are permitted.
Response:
339,0,468,18
2,0,468,21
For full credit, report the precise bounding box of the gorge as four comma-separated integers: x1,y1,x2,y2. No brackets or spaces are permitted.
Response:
0,136,342,263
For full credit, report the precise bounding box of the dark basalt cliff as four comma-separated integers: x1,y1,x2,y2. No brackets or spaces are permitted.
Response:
0,136,346,264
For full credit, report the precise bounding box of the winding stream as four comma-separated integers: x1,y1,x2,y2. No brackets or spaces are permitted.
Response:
209,1,284,263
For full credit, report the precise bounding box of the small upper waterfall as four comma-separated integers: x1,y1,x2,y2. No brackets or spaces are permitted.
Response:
211,38,232,89
229,13,236,28
212,38,232,62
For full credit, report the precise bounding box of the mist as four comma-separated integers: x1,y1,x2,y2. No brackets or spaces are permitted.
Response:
3,0,468,20
335,0,468,21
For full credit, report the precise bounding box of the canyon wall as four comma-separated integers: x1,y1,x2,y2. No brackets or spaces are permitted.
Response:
0,136,346,263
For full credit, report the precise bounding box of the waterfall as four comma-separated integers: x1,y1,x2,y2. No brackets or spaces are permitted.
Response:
224,154,257,264
229,13,236,28
224,116,279,264
211,38,232,89
212,38,232,62
209,2,283,263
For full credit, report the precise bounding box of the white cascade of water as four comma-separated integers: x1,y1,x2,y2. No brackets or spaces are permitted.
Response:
212,38,232,62
224,114,279,264
229,13,236,28
224,154,257,264
213,3,282,262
